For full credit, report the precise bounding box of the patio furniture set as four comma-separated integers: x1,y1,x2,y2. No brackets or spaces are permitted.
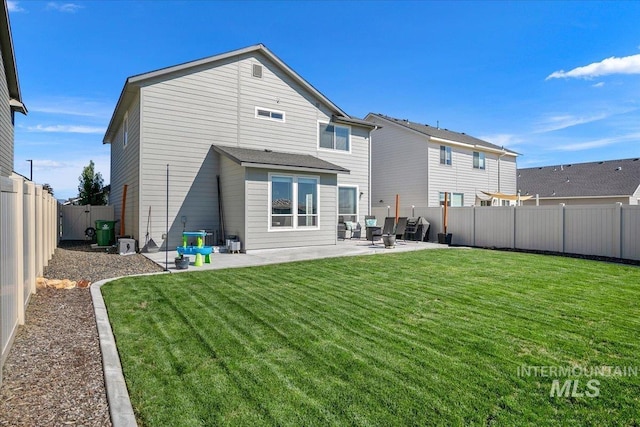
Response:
338,216,430,248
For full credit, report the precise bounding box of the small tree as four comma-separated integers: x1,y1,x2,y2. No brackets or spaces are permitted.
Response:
42,183,54,195
78,160,107,205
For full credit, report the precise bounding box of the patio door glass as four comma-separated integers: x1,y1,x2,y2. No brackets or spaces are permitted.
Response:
338,186,357,223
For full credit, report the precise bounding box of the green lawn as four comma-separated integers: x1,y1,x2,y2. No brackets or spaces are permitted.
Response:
102,249,640,426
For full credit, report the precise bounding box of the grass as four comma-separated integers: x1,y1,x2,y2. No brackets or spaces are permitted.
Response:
102,249,640,426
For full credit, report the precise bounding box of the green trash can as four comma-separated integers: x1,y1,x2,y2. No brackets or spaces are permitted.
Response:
95,220,116,246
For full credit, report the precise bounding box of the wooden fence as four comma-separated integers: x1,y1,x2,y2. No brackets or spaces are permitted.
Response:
371,203,640,261
1,175,58,386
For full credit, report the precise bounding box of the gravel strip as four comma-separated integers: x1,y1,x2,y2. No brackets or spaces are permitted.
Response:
0,241,163,427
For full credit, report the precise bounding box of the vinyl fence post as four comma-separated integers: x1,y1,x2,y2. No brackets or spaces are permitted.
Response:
614,202,623,259
560,203,566,254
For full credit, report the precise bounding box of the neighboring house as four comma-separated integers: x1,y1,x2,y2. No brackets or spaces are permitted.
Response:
0,0,26,177
518,158,640,206
103,44,376,251
364,113,518,208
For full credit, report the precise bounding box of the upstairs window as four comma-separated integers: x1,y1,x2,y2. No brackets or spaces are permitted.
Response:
252,64,263,78
473,151,485,169
440,145,451,165
255,107,285,122
319,122,350,152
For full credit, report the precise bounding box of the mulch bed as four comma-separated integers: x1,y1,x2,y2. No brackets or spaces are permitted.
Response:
0,241,163,426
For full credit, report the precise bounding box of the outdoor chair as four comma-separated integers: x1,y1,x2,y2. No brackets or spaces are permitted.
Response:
351,222,362,239
337,223,347,240
395,217,408,242
365,215,382,244
381,217,395,235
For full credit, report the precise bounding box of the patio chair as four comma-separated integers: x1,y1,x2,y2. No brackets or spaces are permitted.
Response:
395,217,408,242
381,217,395,235
337,223,347,240
378,217,397,247
351,222,362,239
365,215,382,244
405,217,419,241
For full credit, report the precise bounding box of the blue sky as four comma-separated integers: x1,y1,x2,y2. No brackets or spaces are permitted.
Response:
7,0,640,200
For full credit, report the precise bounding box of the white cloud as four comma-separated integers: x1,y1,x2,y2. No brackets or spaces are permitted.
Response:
551,132,640,151
535,113,608,133
28,96,113,119
546,54,640,80
478,133,523,148
33,159,67,169
592,82,605,88
27,124,105,134
535,107,637,133
7,1,25,12
46,2,83,13
17,155,111,200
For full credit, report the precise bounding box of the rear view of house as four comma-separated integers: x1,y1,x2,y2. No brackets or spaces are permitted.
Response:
103,44,376,251
364,113,518,209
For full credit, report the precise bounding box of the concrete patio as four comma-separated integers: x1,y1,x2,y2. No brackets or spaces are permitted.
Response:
142,237,452,272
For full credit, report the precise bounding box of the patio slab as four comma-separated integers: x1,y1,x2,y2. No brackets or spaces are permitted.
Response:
142,238,451,272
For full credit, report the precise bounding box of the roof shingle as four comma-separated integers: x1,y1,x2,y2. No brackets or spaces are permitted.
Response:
517,158,640,198
213,145,350,174
366,113,516,154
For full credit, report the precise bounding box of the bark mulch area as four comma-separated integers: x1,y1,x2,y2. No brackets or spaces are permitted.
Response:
0,241,163,427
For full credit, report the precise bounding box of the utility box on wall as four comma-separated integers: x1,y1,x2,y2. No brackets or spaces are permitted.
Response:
118,238,136,256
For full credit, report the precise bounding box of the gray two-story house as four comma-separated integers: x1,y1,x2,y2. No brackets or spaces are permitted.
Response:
365,113,518,208
103,44,376,251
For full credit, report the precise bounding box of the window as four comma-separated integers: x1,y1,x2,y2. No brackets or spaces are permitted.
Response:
439,192,464,207
252,64,263,78
473,151,485,169
480,200,491,206
440,145,451,165
123,112,128,148
270,175,319,229
255,107,285,122
298,178,318,227
319,122,350,152
338,186,358,223
271,176,293,227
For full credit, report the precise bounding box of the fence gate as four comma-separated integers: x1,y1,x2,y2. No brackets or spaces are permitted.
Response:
60,205,114,240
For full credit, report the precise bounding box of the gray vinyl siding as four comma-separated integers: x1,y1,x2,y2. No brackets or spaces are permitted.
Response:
246,169,337,250
219,154,245,245
632,185,640,205
368,116,518,208
109,93,140,240
0,50,13,177
326,126,370,223
370,123,428,211
133,50,369,249
427,142,517,207
498,156,517,195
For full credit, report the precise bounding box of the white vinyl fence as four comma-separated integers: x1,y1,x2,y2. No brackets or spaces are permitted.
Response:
60,204,114,240
1,175,58,386
370,203,640,261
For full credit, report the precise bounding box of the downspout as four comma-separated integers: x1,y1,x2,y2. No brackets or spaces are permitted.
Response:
368,125,378,216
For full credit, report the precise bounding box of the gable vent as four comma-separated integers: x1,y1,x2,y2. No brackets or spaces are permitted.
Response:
252,64,263,78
